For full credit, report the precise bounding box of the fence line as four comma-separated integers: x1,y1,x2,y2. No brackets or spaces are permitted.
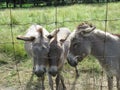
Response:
100,1,109,90
0,18,120,26
9,3,22,89
0,1,120,90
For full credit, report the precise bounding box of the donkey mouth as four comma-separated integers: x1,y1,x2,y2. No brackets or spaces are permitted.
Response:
49,71,58,77
67,56,78,67
51,73,57,77
77,56,83,62
34,72,45,77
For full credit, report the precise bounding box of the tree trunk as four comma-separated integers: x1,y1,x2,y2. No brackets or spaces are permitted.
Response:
19,0,22,8
13,0,16,8
6,0,8,7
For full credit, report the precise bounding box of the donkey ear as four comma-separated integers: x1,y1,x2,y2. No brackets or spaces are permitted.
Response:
47,35,54,39
80,26,96,36
53,29,59,41
47,29,60,39
16,36,35,41
60,39,66,45
37,28,43,38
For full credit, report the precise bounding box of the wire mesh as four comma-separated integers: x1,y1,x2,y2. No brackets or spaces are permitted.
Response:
0,0,120,90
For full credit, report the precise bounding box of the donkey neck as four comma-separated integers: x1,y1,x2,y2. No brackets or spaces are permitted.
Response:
93,29,119,41
90,29,120,59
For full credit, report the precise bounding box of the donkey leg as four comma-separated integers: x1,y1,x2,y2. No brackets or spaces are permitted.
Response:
48,74,54,90
75,66,79,78
59,74,66,90
26,73,34,88
41,76,45,90
107,76,113,90
37,77,45,90
116,77,120,90
56,74,60,90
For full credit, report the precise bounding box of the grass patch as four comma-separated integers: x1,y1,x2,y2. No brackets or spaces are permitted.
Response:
0,2,120,89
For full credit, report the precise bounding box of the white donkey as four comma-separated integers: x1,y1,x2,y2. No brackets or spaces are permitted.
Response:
17,25,50,90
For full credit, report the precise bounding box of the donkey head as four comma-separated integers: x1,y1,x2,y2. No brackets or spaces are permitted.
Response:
33,28,50,77
48,29,64,76
17,27,49,77
67,22,96,67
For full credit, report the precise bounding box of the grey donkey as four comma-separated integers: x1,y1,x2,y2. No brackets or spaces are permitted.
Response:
67,22,120,90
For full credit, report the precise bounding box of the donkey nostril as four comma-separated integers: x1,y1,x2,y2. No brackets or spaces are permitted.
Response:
49,72,57,76
34,71,39,76
43,67,46,73
41,71,45,75
53,72,57,76
49,70,52,75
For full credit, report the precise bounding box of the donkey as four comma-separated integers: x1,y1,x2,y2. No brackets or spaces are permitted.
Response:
17,25,50,90
47,27,71,90
67,22,120,90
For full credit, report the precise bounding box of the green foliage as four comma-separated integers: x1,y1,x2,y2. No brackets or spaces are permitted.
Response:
11,15,19,25
0,2,120,60
0,3,120,88
0,3,119,87
0,0,120,8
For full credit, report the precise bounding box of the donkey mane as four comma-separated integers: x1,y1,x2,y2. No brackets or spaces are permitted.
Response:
76,22,120,40
112,34,120,37
93,29,120,41
77,22,93,30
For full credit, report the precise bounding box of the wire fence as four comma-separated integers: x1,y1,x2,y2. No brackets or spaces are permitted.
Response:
0,0,120,90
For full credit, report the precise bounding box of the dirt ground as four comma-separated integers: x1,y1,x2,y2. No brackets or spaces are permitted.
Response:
0,70,117,90
0,54,117,90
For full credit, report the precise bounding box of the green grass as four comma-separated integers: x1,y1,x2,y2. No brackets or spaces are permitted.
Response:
0,2,120,59
0,2,120,89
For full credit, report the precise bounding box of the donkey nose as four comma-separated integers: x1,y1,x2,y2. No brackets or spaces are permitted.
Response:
34,66,46,77
49,66,58,77
67,54,78,67
67,57,78,67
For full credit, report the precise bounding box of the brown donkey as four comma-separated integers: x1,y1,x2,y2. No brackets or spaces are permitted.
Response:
48,27,71,90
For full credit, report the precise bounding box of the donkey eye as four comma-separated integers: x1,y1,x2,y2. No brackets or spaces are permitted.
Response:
42,47,45,49
42,45,47,49
73,43,78,48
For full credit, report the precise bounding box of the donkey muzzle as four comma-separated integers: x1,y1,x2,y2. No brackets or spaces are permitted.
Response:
49,66,58,77
67,53,78,67
34,65,46,77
